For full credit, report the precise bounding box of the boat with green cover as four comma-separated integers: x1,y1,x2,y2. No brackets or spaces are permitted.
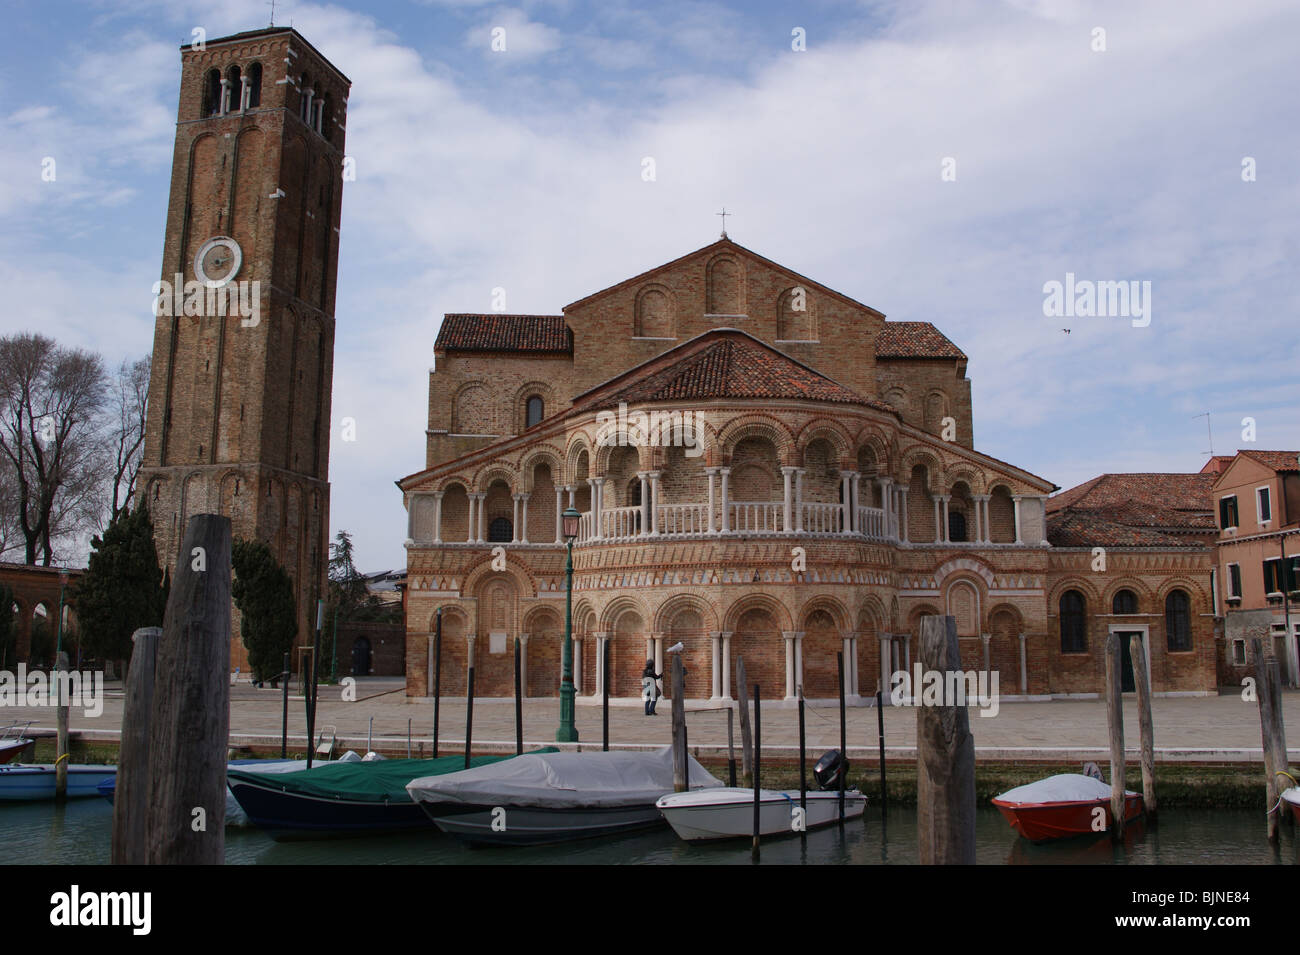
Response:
228,750,556,838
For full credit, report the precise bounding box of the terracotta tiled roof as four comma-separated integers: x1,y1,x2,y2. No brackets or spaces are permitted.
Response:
435,314,571,354
1200,455,1235,474
1047,513,1199,548
572,329,895,413
1239,450,1300,472
875,322,966,360
1046,472,1216,547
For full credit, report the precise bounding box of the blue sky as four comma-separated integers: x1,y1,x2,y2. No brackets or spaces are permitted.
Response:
2,0,1298,571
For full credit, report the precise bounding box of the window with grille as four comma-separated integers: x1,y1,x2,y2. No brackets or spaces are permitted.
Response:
1165,590,1192,652
1112,589,1137,614
1060,590,1087,653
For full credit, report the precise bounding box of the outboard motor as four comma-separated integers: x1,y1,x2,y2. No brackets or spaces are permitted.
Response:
813,749,849,791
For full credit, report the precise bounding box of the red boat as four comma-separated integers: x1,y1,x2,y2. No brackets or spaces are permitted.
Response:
0,721,35,764
993,774,1144,843
1280,786,1300,823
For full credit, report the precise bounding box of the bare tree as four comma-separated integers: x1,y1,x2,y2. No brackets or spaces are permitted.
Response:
0,334,107,565
106,354,150,524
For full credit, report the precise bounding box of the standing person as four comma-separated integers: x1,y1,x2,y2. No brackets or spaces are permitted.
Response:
641,659,662,716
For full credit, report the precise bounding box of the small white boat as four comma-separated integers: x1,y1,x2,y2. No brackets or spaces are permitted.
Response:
658,787,866,841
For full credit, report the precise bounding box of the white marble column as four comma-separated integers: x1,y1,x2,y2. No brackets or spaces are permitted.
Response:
519,492,529,543
879,632,894,704
637,472,650,537
594,632,608,697
971,494,986,544
1037,495,1051,545
511,494,523,543
587,478,602,540
648,471,661,535
519,633,529,697
711,632,722,699
219,77,231,114
783,632,798,700
900,487,910,542
877,478,894,538
719,467,732,533
574,637,583,694
477,493,487,542
794,468,806,532
981,632,992,703
850,471,861,533
781,466,796,533
431,491,443,544
1012,495,1024,545
653,634,664,683
932,495,944,544
840,471,853,534
554,486,564,544
567,484,576,509
941,494,951,543
721,631,733,700
705,468,718,534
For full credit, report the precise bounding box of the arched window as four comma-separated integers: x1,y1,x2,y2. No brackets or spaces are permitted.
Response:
225,65,241,113
202,68,222,117
299,75,314,122
317,93,331,137
1060,590,1087,653
488,517,512,543
948,511,968,543
245,62,262,109
1165,590,1192,652
1112,589,1137,614
525,396,544,429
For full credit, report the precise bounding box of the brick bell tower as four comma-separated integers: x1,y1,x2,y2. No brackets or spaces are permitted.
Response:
139,27,350,670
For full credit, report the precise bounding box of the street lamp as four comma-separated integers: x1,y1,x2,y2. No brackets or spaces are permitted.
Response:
556,506,581,742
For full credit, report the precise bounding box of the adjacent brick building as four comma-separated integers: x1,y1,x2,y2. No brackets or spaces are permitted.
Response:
399,238,1219,704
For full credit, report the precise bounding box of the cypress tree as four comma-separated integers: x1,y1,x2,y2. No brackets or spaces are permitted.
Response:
73,504,166,669
231,538,297,684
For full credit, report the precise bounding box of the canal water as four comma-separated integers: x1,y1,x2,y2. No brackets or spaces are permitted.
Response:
3,799,1297,865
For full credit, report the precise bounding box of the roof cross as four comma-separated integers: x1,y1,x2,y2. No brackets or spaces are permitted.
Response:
716,207,732,238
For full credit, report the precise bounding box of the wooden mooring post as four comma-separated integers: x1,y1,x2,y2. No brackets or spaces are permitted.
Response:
736,657,753,779
514,637,523,756
916,615,975,865
112,627,160,865
146,514,231,865
726,707,737,787
752,682,761,860
432,607,442,758
671,654,687,792
797,685,807,824
55,650,69,800
1104,631,1126,841
1252,637,1291,842
465,651,476,769
279,651,289,759
1129,633,1157,826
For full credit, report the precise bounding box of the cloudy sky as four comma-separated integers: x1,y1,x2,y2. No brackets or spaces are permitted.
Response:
2,0,1297,571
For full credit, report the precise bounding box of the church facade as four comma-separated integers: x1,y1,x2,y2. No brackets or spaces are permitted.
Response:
398,239,1220,704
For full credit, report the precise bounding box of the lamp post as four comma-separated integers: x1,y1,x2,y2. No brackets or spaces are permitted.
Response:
557,506,581,742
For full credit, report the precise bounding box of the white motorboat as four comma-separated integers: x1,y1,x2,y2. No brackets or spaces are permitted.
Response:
407,746,724,846
657,786,866,841
0,721,35,764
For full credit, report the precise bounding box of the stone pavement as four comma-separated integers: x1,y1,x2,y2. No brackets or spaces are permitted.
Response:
13,677,1300,762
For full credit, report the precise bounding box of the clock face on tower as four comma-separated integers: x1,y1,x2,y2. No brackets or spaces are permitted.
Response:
194,236,242,288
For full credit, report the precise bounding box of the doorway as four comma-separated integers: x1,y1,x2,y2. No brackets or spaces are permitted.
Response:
351,636,371,676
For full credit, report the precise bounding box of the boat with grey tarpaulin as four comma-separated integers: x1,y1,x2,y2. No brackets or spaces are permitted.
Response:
407,746,724,846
